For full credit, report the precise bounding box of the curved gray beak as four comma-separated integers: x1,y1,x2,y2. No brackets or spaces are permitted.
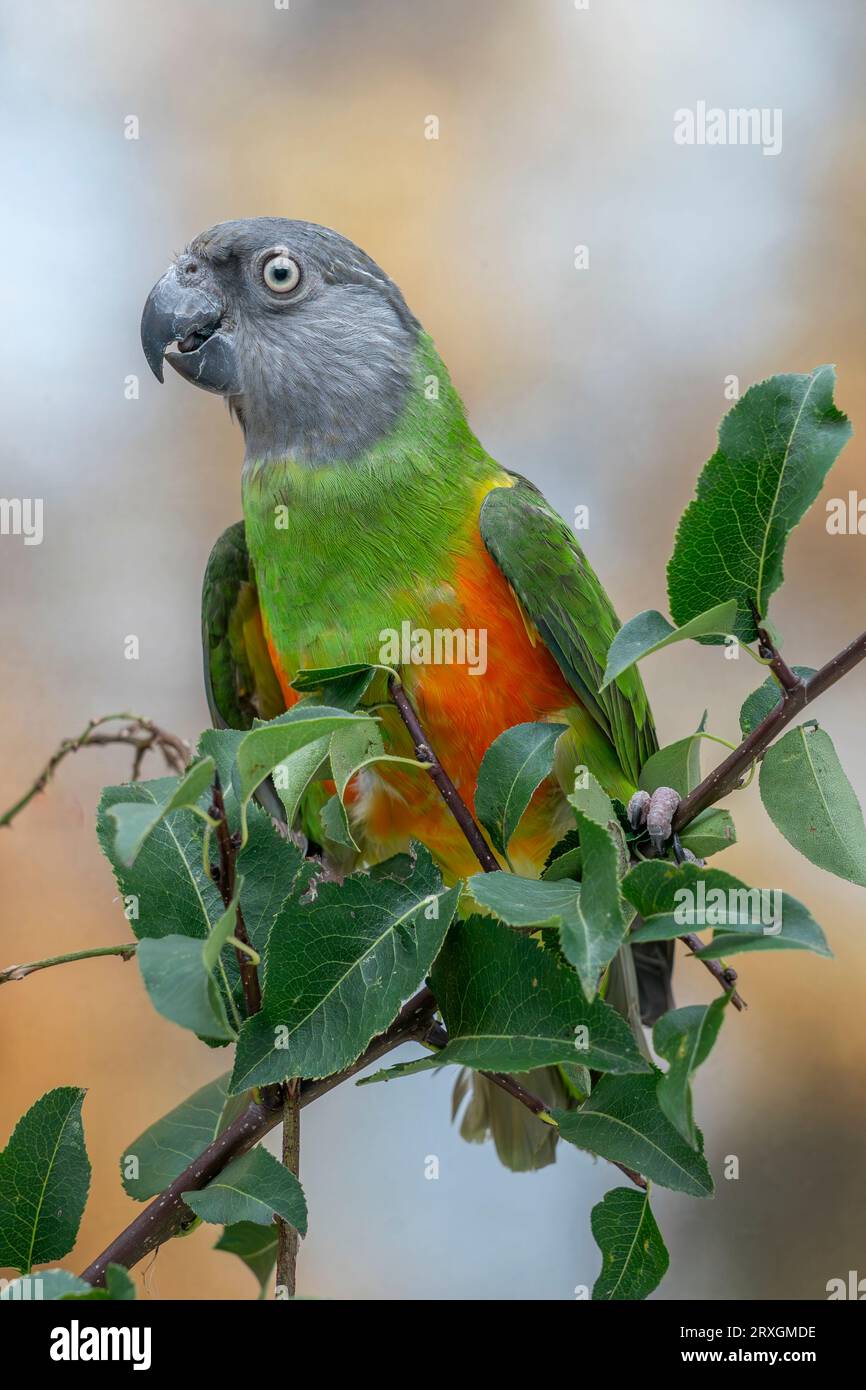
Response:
140,266,240,395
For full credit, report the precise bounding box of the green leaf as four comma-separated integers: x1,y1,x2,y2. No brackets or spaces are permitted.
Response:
653,997,729,1146
231,845,459,1089
542,828,582,881
106,757,215,867
425,918,649,1073
554,1072,714,1197
0,1270,96,1300
214,1221,278,1297
234,707,372,839
601,602,738,689
622,859,831,956
567,768,617,829
197,728,246,797
759,724,866,886
319,793,356,848
271,737,330,827
668,365,852,641
121,1073,239,1200
183,1147,307,1234
475,721,567,857
0,1088,91,1273
466,868,627,1002
357,1055,444,1086
291,661,389,709
237,807,314,956
103,1265,137,1300
98,778,225,942
328,720,424,850
639,734,702,797
137,935,235,1041
678,807,737,857
591,1187,669,1300
740,668,816,736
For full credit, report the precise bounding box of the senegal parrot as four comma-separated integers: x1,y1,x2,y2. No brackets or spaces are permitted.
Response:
141,218,677,1171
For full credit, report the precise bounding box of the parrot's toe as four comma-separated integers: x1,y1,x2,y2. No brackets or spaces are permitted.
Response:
645,785,681,854
627,789,651,831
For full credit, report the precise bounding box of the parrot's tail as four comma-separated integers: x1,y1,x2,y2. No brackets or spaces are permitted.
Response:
631,939,676,1024
452,1065,571,1172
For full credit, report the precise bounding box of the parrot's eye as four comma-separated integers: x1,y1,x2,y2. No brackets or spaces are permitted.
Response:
262,253,301,294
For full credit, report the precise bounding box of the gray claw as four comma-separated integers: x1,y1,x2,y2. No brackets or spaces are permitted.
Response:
646,786,681,854
627,789,651,831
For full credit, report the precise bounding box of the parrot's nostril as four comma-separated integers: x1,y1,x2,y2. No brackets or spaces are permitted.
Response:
177,326,216,354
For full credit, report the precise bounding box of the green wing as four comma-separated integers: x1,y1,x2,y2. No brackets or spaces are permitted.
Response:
479,475,656,787
201,522,285,731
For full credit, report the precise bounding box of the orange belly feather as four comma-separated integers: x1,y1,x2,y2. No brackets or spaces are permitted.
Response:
264,515,579,880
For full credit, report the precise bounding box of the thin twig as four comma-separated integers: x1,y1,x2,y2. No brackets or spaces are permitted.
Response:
674,627,866,830
388,675,499,872
678,933,742,1007
210,774,262,1017
0,943,138,986
0,713,190,828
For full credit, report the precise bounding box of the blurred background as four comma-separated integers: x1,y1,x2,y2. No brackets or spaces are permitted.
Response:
2,0,865,1300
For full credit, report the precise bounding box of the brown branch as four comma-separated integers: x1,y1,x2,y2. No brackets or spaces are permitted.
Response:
276,1079,302,1297
678,933,741,1006
667,625,866,1010
79,988,439,1288
210,774,262,1017
0,713,190,829
674,626,866,831
77,626,866,1288
388,674,500,872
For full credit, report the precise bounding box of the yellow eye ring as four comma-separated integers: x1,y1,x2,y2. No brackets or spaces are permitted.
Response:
263,253,301,293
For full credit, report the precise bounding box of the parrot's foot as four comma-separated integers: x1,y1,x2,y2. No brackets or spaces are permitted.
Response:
628,785,683,856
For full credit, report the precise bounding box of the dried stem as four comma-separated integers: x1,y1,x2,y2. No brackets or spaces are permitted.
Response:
0,713,189,829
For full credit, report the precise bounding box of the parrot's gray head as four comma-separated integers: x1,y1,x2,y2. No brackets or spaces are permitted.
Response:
141,218,421,464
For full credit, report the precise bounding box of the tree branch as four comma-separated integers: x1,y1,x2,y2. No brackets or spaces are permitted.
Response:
674,626,866,830
0,713,190,829
75,625,866,1288
210,775,261,1017
388,674,500,872
79,988,439,1287
0,943,138,986
276,1079,302,1297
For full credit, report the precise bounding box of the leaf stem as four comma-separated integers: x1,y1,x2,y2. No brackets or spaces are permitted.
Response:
0,943,138,986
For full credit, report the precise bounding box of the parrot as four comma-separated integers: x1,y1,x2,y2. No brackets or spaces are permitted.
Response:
141,218,678,1171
